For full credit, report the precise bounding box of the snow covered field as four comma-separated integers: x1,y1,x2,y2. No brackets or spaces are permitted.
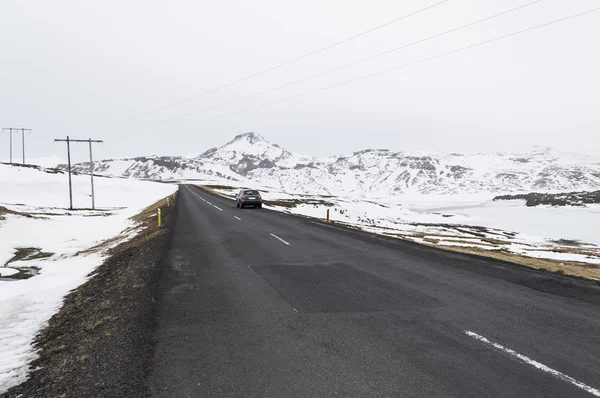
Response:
197,182,600,273
0,163,177,393
402,197,600,247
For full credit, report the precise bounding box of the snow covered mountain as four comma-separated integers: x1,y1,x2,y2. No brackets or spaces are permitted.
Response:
61,132,600,196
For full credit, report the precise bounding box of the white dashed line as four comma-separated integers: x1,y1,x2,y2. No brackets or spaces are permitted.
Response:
185,186,226,213
234,216,241,221
465,331,600,397
269,233,290,246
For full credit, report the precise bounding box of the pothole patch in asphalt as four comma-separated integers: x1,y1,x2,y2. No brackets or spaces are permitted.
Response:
251,263,441,313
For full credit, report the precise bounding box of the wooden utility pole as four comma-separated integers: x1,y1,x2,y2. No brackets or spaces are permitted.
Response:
55,137,103,210
88,138,96,209
3,128,31,164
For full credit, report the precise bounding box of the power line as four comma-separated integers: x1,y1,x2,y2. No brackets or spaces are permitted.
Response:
120,0,545,134
116,6,599,140
112,0,450,126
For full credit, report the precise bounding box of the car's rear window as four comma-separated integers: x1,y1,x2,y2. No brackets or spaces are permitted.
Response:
244,190,259,195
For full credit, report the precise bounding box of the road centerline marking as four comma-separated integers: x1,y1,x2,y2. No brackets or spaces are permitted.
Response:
465,331,600,397
234,216,241,220
213,205,223,211
269,233,290,246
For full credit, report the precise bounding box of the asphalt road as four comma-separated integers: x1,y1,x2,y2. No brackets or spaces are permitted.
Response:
148,185,600,397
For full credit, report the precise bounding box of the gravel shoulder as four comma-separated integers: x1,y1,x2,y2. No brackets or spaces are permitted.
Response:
2,196,176,398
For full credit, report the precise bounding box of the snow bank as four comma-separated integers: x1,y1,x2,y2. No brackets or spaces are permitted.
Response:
0,163,177,393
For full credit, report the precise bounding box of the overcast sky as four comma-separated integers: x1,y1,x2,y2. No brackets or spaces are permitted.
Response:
1,0,599,164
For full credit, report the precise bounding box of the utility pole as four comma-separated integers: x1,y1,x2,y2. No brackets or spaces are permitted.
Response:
18,128,31,165
88,138,96,210
21,128,29,165
55,137,103,210
2,128,13,163
3,127,31,164
55,136,73,209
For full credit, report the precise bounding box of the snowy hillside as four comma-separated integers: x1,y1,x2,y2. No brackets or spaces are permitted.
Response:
63,133,600,196
65,156,244,182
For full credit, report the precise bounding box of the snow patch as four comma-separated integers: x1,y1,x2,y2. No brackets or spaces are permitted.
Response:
0,163,177,393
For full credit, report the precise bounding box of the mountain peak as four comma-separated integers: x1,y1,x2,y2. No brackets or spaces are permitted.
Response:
227,132,268,146
196,132,294,175
531,145,556,155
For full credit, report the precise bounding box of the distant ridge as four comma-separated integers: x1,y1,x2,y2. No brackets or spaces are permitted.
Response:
61,132,600,196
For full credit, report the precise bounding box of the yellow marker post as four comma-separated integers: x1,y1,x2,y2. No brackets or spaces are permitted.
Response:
158,208,162,227
167,197,170,207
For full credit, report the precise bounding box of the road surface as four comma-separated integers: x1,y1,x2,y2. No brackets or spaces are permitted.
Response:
148,185,600,397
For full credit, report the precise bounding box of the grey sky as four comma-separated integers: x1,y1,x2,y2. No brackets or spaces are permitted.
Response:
1,0,599,164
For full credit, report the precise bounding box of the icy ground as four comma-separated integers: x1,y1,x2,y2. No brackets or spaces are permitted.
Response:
0,163,176,393
197,182,600,269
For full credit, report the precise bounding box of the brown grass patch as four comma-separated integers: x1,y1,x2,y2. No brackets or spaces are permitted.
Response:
78,192,177,256
86,316,119,331
409,232,512,247
542,246,600,257
413,241,600,279
203,184,238,190
480,237,512,245
263,198,335,209
3,268,37,280
412,232,472,240
5,247,54,265
0,205,34,221
131,193,176,223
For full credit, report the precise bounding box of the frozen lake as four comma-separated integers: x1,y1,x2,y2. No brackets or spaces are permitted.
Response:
406,198,600,246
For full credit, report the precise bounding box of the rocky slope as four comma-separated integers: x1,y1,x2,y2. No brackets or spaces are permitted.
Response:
494,190,600,207
61,132,600,196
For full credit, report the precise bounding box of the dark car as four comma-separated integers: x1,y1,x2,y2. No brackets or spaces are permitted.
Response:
236,189,262,209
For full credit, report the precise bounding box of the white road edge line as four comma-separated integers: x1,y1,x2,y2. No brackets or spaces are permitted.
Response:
185,186,224,211
269,233,290,246
465,331,600,397
234,216,241,220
